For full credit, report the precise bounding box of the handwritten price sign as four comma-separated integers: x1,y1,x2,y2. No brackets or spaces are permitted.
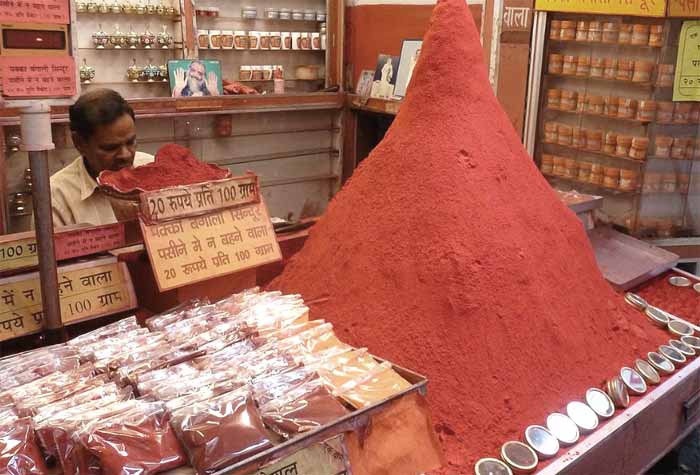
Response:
674,21,700,100
535,0,666,17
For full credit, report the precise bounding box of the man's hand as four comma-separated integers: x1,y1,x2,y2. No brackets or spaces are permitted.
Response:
205,71,220,95
172,67,186,96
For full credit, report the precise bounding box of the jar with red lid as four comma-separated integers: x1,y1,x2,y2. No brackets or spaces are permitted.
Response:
590,57,605,78
671,138,689,159
602,22,619,43
576,21,589,41
603,58,617,80
544,122,558,143
619,169,639,191
603,131,617,154
578,161,593,182
586,130,603,151
550,20,561,40
560,21,576,40
547,89,561,109
615,135,633,157
560,90,577,111
588,21,602,42
603,167,620,189
562,55,577,75
549,54,563,74
632,60,653,83
662,173,677,192
618,24,632,44
553,156,567,176
617,98,637,119
636,100,656,122
564,158,578,178
656,102,674,124
649,24,663,47
604,96,619,117
557,124,573,146
616,59,634,81
572,127,585,148
656,64,675,87
586,95,604,115
629,137,649,160
576,56,591,77
654,136,673,158
540,154,554,174
631,24,650,45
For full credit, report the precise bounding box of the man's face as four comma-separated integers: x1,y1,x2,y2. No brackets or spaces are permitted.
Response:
72,113,137,177
187,62,206,92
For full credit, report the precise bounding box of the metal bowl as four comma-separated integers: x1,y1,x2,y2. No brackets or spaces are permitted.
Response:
669,276,692,287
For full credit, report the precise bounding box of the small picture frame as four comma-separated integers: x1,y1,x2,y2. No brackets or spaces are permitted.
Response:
168,59,223,97
393,39,423,98
356,69,374,97
370,54,400,100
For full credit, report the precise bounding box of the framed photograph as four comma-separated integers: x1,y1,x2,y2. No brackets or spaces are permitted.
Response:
168,59,223,97
356,69,375,97
393,40,423,98
370,54,400,100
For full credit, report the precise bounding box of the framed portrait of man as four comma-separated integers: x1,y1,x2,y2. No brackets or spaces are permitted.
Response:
370,54,400,100
168,59,223,97
394,40,423,98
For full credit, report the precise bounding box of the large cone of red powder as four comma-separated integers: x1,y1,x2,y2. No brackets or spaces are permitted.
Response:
271,0,667,472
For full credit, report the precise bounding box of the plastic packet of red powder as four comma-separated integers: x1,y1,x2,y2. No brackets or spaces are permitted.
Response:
77,327,151,362
260,379,349,439
233,348,298,380
165,378,246,413
67,316,140,348
115,344,207,387
0,417,49,475
145,298,212,331
332,362,412,409
148,367,243,402
170,387,274,474
78,401,186,475
135,362,202,397
0,352,81,392
252,366,319,407
34,383,130,426
199,339,257,369
13,374,110,417
253,319,327,347
312,348,379,387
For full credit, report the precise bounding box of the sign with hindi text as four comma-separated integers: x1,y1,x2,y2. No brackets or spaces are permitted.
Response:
140,200,282,292
140,175,259,223
669,0,700,17
0,258,137,342
246,435,350,475
0,0,69,24
0,56,76,98
534,0,665,17
674,21,700,101
0,224,125,274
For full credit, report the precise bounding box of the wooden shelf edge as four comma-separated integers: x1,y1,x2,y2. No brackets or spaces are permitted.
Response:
0,92,344,126
346,93,402,116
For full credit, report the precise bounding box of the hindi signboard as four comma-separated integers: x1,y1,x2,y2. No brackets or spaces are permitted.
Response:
246,435,350,475
140,175,259,223
0,224,126,274
0,257,137,342
0,0,70,24
534,0,665,17
0,56,76,98
669,0,700,17
141,200,282,292
674,21,700,101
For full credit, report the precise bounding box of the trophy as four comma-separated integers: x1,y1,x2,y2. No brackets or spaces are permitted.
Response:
110,0,121,13
92,24,109,48
122,1,134,13
109,23,127,48
157,25,172,49
98,0,109,13
156,0,165,15
79,58,96,83
135,0,146,14
140,25,155,48
86,0,99,12
126,58,141,82
146,0,156,14
127,24,139,48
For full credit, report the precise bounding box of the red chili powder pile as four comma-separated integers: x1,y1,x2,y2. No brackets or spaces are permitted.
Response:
270,0,669,472
99,144,230,192
634,271,700,319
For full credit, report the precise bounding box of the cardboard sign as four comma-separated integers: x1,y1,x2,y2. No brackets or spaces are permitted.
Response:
502,5,532,32
0,56,76,98
0,0,69,24
141,201,282,292
669,0,700,17
140,175,259,223
0,224,126,274
534,0,665,17
248,435,350,475
674,21,700,101
0,258,137,342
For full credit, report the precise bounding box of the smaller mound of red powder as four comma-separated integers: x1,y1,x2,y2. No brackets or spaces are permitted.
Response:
98,144,230,193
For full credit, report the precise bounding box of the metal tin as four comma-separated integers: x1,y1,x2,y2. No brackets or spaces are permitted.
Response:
635,359,660,385
670,339,696,357
546,413,579,446
660,344,687,365
681,335,700,350
500,441,538,474
624,292,648,311
645,306,670,327
668,320,694,337
566,401,599,433
648,351,675,374
524,426,559,459
669,276,692,287
620,367,647,395
606,376,630,408
475,458,513,475
585,388,615,418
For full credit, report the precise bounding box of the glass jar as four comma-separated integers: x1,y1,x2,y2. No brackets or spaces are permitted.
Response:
550,20,561,40
662,173,677,192
220,30,234,49
546,89,561,109
264,7,279,19
242,6,257,19
618,24,632,44
560,21,576,40
590,163,604,185
577,93,587,112
311,32,321,50
671,138,689,159
248,31,260,50
262,65,273,80
208,29,221,49
279,8,292,20
564,158,578,178
576,56,590,77
604,96,619,117
553,156,566,176
679,173,691,193
259,31,270,49
643,173,661,192
234,31,248,49
674,103,692,124
602,22,619,43
656,101,674,124
603,167,620,189
615,135,632,157
300,32,311,50
654,136,673,158
273,65,284,79
603,58,617,80
631,24,650,45
576,21,589,41
541,155,554,175
316,11,326,21
557,124,573,146
586,95,604,115
239,66,252,81
649,24,664,47
251,66,264,81
603,131,617,154
588,21,602,42
632,60,653,83
562,55,577,75
617,98,637,119
629,137,649,160
561,90,577,111
281,32,292,50
691,104,700,123
590,57,604,78
587,130,603,151
292,9,304,20
270,32,282,49
619,170,639,191
636,100,657,122
656,64,674,87
304,9,316,20
616,59,634,81
572,127,585,148
548,54,563,74
578,161,593,182
197,29,209,49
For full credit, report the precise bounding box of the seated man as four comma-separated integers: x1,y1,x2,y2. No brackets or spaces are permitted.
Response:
49,88,154,227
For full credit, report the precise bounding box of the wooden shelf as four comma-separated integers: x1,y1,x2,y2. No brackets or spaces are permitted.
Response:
647,156,700,162
77,10,181,19
203,48,325,53
543,173,640,196
197,15,322,23
545,73,655,89
546,107,651,125
82,81,170,85
549,38,662,50
543,141,647,164
346,93,402,116
80,46,182,51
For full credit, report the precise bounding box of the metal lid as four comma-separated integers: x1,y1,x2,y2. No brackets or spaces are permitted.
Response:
669,276,692,287
475,458,513,475
635,358,660,385
620,367,647,395
648,351,675,374
606,376,630,408
660,344,687,364
566,401,599,433
645,306,670,327
670,339,696,357
500,441,538,474
681,335,700,350
668,320,694,337
624,292,648,311
525,426,559,459
586,388,615,418
546,413,579,446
